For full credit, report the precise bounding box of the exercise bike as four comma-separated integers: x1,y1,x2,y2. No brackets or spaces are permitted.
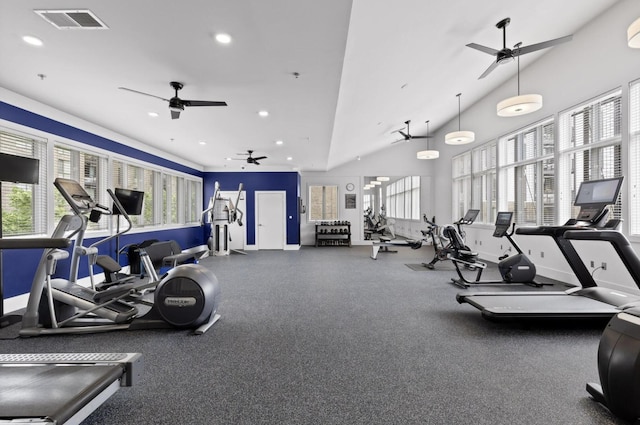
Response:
422,209,479,269
19,177,221,337
448,211,543,289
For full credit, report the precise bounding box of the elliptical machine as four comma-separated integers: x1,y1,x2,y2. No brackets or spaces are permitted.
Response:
19,178,221,336
449,211,542,289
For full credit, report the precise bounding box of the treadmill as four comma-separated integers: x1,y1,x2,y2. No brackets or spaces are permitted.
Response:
457,177,640,320
0,352,142,424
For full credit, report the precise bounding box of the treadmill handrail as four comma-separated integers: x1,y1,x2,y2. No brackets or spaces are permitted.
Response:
564,229,640,290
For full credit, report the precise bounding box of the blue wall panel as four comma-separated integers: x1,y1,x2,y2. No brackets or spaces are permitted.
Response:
2,226,205,298
0,101,203,177
204,172,300,245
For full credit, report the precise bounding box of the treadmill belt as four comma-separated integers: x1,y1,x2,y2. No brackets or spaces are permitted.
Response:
463,294,620,319
0,364,122,423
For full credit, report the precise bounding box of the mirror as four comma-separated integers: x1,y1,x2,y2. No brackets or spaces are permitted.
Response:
363,175,422,241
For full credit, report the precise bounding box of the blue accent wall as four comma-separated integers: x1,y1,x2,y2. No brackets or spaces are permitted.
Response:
3,226,204,298
0,101,203,177
204,172,301,245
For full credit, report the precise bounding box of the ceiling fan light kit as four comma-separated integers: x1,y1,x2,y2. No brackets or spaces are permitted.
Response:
629,17,640,48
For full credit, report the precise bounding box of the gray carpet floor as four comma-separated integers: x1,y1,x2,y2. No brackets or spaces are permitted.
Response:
0,245,624,424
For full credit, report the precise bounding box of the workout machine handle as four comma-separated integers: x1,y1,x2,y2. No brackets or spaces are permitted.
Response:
88,189,133,250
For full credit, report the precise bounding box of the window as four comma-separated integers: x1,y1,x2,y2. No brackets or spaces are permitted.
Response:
471,142,496,224
629,80,640,235
452,152,472,220
385,176,420,220
112,160,202,228
53,144,108,231
0,128,47,236
558,89,622,224
498,119,555,225
309,185,338,221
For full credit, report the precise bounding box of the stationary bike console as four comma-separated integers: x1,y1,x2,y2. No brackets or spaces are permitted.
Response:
492,211,513,238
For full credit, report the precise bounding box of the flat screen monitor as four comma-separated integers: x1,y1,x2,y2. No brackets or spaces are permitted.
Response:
113,188,144,215
0,152,39,184
574,177,624,206
495,211,513,226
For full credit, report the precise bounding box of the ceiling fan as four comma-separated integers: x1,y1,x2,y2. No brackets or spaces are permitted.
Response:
118,81,227,119
467,17,573,79
234,150,267,165
391,120,433,144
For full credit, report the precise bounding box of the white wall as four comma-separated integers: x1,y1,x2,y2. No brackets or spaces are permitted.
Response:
311,0,640,293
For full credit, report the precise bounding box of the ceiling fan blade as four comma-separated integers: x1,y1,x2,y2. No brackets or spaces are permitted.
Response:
517,34,573,55
397,130,410,139
253,161,261,165
466,43,499,56
182,100,228,107
118,87,169,102
411,135,433,139
170,110,180,120
253,156,267,161
478,60,500,79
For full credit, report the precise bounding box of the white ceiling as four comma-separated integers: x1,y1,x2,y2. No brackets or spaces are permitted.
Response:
0,0,620,172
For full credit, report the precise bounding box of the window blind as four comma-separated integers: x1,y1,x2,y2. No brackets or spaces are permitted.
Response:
558,89,622,224
630,80,640,234
0,128,47,236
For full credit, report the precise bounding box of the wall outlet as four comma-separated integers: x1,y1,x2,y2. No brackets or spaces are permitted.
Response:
540,251,544,258
508,246,512,252
528,249,531,255
601,262,607,270
590,260,595,268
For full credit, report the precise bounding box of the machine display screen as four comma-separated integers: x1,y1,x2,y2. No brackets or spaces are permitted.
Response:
574,177,623,206
462,209,480,222
495,212,513,226
113,188,145,215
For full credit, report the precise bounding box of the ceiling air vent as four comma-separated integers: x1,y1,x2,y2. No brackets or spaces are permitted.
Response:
34,9,108,29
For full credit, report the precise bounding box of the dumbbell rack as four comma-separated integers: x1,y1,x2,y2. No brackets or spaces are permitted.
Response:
315,221,351,247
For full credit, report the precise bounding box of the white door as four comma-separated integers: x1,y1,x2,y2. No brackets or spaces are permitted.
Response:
219,190,246,251
256,191,286,250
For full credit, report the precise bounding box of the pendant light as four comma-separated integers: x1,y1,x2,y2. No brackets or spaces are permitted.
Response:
629,17,640,48
445,93,475,145
417,120,439,159
497,43,543,117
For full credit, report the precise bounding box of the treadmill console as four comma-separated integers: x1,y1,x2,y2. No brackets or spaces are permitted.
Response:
493,211,513,238
573,177,623,224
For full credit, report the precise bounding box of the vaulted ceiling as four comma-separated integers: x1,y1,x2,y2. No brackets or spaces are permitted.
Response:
0,0,619,171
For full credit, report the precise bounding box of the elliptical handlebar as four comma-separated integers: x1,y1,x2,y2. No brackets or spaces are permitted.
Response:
88,188,132,250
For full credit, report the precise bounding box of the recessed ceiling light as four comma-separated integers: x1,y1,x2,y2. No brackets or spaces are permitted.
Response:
275,140,284,145
215,33,232,44
22,35,43,46
258,110,269,117
148,112,159,118
225,157,232,161
286,156,293,161
199,141,206,145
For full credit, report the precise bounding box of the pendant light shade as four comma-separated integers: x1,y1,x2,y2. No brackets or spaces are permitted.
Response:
417,149,440,159
417,120,439,159
497,94,543,117
445,94,475,145
629,17,640,48
497,43,543,117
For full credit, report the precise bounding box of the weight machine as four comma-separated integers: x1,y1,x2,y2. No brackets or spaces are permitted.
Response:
202,182,245,256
